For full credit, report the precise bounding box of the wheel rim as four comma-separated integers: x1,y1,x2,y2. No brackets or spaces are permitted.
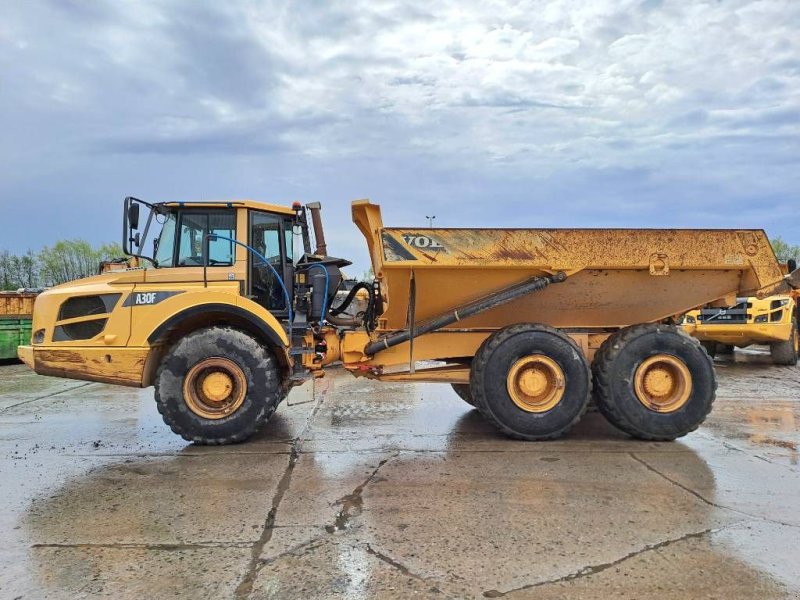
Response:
633,354,692,413
183,357,247,420
506,355,565,413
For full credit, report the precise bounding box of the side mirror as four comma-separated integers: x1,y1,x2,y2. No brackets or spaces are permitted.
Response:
788,259,797,273
128,203,140,230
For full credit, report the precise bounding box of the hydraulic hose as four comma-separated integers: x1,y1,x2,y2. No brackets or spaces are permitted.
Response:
330,282,371,316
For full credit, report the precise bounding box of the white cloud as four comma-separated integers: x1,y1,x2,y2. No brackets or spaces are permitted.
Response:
0,0,798,264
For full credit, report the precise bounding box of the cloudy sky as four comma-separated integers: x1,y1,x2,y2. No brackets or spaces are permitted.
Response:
1,0,798,273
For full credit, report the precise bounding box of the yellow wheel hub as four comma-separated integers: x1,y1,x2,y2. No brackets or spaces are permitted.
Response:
202,372,234,402
507,355,565,413
183,357,247,420
634,354,692,413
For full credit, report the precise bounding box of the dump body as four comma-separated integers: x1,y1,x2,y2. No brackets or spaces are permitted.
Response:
0,292,37,360
353,201,787,333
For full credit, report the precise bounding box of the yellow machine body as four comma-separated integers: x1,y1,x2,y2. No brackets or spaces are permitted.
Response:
19,199,793,387
19,201,293,387
682,294,797,346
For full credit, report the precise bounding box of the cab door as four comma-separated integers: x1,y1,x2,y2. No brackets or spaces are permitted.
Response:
248,211,294,317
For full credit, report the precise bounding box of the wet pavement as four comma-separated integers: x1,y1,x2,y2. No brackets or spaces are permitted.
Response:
1,348,799,599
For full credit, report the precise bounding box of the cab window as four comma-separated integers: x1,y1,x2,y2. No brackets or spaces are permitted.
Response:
176,211,236,266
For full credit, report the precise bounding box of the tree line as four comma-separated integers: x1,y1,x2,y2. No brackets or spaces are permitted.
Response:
0,240,123,290
769,237,800,263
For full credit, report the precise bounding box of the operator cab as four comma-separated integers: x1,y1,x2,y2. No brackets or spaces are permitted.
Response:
122,197,350,324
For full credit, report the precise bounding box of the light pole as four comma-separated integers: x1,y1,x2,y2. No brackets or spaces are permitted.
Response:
426,215,436,228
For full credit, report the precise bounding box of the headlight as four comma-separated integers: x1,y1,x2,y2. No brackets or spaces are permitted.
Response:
755,315,768,323
771,299,790,310
685,315,696,324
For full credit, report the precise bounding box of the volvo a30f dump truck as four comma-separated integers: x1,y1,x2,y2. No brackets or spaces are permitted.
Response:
17,198,798,444
681,290,799,365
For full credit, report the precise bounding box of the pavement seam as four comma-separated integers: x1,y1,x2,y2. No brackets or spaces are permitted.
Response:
364,543,457,599
629,452,800,529
238,451,400,590
233,381,327,600
482,523,744,597
325,452,399,534
252,535,329,568
31,541,253,550
0,382,94,412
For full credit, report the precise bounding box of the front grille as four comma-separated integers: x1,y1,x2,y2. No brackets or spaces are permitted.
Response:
58,294,120,320
698,309,748,324
53,319,108,341
52,293,120,342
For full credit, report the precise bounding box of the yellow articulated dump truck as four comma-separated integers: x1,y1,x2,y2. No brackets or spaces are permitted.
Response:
17,198,798,444
681,291,799,365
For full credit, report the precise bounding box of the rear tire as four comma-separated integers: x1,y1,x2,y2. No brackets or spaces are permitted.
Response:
470,324,590,440
451,384,475,407
770,318,798,366
155,326,283,445
592,324,716,441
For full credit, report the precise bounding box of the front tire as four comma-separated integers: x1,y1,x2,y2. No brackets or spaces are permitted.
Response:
592,324,716,441
770,318,798,366
470,324,590,440
155,326,283,445
700,341,717,359
451,383,476,407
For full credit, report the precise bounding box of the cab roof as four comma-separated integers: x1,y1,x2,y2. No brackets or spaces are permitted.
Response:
159,200,296,215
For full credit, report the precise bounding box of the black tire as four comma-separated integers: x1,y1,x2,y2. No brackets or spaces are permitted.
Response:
700,341,717,359
451,383,476,407
155,326,283,445
770,318,798,366
592,324,716,441
470,324,590,440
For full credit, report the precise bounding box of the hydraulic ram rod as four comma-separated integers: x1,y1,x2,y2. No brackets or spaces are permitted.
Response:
364,271,567,356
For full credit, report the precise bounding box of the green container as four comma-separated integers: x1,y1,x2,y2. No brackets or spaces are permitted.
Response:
0,317,31,360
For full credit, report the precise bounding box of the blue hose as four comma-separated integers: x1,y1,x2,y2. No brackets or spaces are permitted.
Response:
207,234,293,325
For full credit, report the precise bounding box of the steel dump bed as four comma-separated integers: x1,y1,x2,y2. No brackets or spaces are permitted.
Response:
353,201,788,330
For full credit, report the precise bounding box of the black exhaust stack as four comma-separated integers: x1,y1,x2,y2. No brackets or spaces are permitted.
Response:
307,202,327,256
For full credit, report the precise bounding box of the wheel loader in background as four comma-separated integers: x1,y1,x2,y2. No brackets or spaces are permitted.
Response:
17,197,800,444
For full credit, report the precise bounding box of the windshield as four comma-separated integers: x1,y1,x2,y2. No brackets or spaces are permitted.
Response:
124,198,239,268
124,198,178,268
153,212,177,267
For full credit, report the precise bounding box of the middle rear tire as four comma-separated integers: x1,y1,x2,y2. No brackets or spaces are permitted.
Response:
470,324,590,440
